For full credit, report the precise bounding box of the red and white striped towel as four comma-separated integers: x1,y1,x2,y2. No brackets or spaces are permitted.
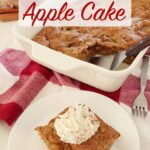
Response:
0,48,150,149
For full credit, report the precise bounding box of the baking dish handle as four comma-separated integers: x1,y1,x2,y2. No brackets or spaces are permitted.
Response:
30,43,83,72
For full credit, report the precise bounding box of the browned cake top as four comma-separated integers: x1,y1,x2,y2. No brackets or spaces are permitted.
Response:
132,0,150,19
32,0,150,61
33,18,150,53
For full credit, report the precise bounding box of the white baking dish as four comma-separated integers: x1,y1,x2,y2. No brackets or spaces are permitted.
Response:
13,23,147,92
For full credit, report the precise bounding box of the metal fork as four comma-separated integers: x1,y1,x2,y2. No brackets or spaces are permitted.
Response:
132,56,149,117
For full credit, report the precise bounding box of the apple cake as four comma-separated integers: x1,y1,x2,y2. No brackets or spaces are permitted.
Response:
33,0,150,62
35,104,120,150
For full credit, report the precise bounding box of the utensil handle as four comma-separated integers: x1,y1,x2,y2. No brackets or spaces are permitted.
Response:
140,56,149,88
126,36,150,57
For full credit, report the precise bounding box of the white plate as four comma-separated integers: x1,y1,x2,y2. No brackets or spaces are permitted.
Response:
7,90,140,150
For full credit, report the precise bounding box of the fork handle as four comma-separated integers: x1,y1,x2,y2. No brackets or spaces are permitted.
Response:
140,56,149,89
126,36,150,57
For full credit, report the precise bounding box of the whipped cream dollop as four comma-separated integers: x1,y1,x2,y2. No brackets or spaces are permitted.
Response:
54,104,100,144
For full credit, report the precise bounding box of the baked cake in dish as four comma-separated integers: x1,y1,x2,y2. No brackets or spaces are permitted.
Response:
33,0,150,61
36,104,120,150
33,18,150,61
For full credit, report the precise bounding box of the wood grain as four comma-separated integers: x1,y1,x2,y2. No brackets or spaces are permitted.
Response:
0,12,18,21
0,8,18,14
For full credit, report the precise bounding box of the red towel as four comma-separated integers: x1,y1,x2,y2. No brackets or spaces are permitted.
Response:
0,48,149,125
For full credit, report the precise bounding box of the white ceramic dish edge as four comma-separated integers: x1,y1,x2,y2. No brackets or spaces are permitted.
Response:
13,23,147,92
